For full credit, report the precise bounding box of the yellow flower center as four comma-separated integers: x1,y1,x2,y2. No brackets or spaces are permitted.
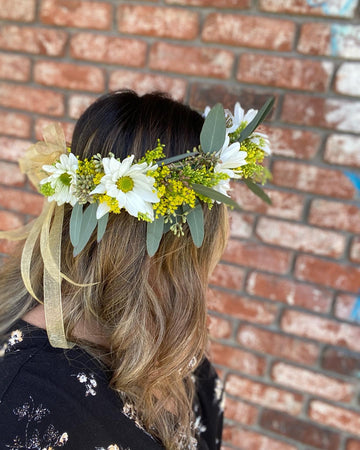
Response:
116,176,134,193
59,173,71,186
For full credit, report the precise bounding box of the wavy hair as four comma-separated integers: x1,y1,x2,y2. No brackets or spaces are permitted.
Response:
0,91,228,448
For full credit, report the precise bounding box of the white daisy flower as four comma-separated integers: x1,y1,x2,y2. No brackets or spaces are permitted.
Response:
90,155,159,220
214,135,247,180
250,131,271,154
225,102,257,134
40,153,78,206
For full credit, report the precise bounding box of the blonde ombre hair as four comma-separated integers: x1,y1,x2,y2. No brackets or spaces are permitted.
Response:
0,91,228,448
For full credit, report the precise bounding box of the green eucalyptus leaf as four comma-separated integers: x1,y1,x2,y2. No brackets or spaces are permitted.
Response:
183,203,204,248
244,179,271,205
238,97,275,143
160,152,198,166
192,183,242,211
200,103,226,154
70,202,83,248
97,212,109,242
73,203,98,256
147,216,164,256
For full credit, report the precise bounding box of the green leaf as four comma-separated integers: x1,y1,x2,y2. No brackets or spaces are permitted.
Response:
160,152,198,165
73,203,98,256
238,97,275,143
183,203,204,248
146,216,164,256
70,202,83,248
97,212,109,242
192,183,242,211
200,103,226,154
243,179,271,204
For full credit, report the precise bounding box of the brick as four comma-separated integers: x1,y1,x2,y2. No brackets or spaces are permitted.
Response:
0,239,18,255
310,401,360,436
208,315,232,339
68,94,96,120
336,63,360,96
0,162,26,187
109,71,187,102
0,53,30,82
260,408,340,450
70,34,146,68
223,427,297,450
350,237,360,263
237,325,319,365
34,61,104,93
0,0,35,21
260,0,358,18
298,23,360,59
226,374,303,415
335,293,360,322
0,83,64,116
0,137,33,162
232,183,304,220
202,13,295,51
223,239,292,274
237,54,333,92
348,440,360,450
118,5,198,40
149,42,233,79
0,26,67,56
282,93,360,133
40,0,112,30
35,119,74,143
229,211,254,239
264,126,320,160
309,199,360,234
208,288,277,325
324,134,360,167
0,210,24,230
246,271,332,312
295,254,360,294
190,83,275,119
166,0,250,7
224,397,257,425
322,346,360,377
272,161,355,199
272,361,353,402
209,263,244,291
0,187,43,216
210,341,266,376
282,309,360,352
257,217,345,258
0,112,31,138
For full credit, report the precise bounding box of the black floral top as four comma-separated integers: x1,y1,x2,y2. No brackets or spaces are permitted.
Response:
0,321,224,450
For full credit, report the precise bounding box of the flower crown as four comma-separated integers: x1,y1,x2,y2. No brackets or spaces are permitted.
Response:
29,98,273,256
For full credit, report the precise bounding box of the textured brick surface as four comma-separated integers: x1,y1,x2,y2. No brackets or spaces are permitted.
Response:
246,271,332,312
0,0,36,21
0,53,30,82
335,63,360,97
350,237,360,263
40,0,112,29
0,26,67,56
209,263,244,291
237,325,319,365
0,137,33,162
324,134,360,167
0,112,31,138
223,427,297,450
0,162,26,187
226,375,303,415
237,54,333,92
256,217,345,257
70,34,147,67
310,401,360,436
202,14,295,51
118,5,198,40
265,126,321,159
68,94,96,120
166,0,250,7
260,0,358,18
309,199,360,233
109,71,187,101
208,315,232,339
0,186,43,215
34,61,105,92
322,346,360,378
150,42,234,79
224,397,258,425
260,409,341,449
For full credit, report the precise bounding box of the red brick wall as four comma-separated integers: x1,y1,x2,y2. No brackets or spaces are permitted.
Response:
1,1,360,449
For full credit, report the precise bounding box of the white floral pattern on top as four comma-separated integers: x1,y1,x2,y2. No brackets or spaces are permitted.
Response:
95,445,127,450
214,378,225,413
5,396,68,450
75,372,97,396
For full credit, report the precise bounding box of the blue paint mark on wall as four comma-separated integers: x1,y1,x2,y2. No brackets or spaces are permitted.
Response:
350,296,360,322
345,171,360,195
305,0,357,16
